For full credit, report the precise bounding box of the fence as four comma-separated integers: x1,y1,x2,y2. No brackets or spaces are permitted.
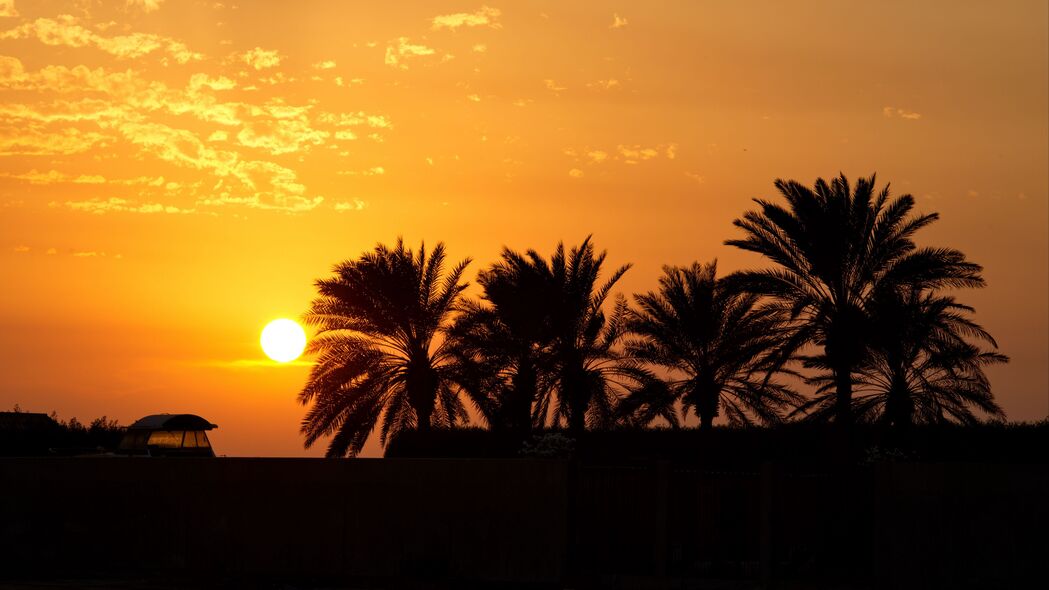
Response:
1,458,1045,587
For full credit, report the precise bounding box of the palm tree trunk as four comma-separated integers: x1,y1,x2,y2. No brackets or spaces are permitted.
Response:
695,384,719,431
511,360,537,433
415,404,432,432
568,401,587,435
834,367,853,425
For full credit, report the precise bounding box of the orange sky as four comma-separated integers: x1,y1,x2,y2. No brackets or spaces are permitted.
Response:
1,0,1046,456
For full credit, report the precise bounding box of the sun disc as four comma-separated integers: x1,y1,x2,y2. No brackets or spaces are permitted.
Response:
261,319,307,362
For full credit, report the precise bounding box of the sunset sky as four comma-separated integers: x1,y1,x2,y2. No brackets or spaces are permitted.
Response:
1,0,1046,456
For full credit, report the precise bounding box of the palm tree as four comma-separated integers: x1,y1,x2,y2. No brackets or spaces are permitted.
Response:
796,288,1007,426
725,173,985,425
298,239,471,457
620,261,801,430
533,238,647,434
446,248,556,432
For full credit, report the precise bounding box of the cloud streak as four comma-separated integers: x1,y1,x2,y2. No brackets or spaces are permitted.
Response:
1,16,202,63
431,6,501,30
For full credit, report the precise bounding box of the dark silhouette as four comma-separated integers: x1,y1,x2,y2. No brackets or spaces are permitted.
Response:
116,413,218,457
797,288,1007,426
725,173,986,425
620,261,801,429
0,408,125,455
517,237,646,434
447,247,558,433
299,239,471,457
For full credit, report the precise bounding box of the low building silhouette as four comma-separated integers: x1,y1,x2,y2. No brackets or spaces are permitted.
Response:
0,411,64,456
117,414,218,457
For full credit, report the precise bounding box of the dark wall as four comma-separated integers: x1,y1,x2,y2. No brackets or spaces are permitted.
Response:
1,458,1045,588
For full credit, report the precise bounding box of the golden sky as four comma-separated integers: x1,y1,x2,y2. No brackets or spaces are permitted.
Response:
1,0,1046,456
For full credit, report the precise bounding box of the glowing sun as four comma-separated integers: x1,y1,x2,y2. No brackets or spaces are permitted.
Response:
260,319,307,362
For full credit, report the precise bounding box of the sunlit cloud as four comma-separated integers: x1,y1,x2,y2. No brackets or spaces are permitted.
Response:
384,37,436,69
564,142,678,168
0,16,202,63
201,358,314,369
618,144,660,163
0,0,17,18
12,244,29,252
568,168,584,178
236,118,329,155
312,60,336,70
72,250,122,258
0,127,108,155
126,0,164,12
586,150,608,163
59,197,195,215
431,6,501,30
188,73,235,91
334,198,368,212
610,13,628,29
337,167,384,176
238,47,281,70
587,79,620,90
882,106,922,120
544,79,565,93
0,169,107,184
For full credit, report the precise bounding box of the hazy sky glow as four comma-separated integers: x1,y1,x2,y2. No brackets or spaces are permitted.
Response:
1,0,1046,456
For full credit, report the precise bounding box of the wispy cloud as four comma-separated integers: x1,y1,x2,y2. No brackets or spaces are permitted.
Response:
202,358,314,369
587,79,620,90
431,6,501,31
1,16,202,63
0,169,107,184
0,127,108,156
126,0,164,12
882,106,922,120
384,37,436,69
685,171,705,184
334,199,368,212
610,13,628,29
0,0,17,18
57,197,195,215
238,47,281,70
564,142,679,168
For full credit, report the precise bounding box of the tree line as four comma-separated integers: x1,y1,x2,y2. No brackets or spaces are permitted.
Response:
297,174,1007,457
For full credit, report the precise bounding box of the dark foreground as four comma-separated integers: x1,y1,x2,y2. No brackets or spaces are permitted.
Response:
1,454,1046,590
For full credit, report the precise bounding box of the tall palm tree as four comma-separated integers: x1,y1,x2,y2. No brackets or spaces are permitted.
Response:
725,173,985,424
298,239,471,457
446,248,556,432
534,237,646,434
621,261,801,430
796,289,1007,426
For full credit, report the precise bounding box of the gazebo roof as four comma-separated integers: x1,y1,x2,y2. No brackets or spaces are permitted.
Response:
127,414,217,431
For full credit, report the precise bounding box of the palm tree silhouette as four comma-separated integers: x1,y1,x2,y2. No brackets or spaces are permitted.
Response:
545,238,649,433
298,239,471,457
796,288,1007,426
465,236,637,434
447,248,556,433
620,261,801,430
725,174,985,425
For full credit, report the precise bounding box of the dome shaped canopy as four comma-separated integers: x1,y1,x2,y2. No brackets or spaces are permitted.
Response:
127,414,217,431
